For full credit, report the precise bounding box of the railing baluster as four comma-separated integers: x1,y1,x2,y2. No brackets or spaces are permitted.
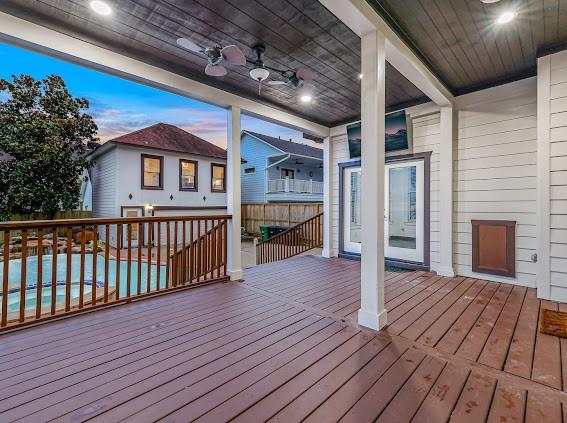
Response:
182,221,186,285
92,225,98,307
116,224,121,301
1,231,9,326
204,220,209,279
189,220,194,284
211,219,217,278
165,222,170,289
173,221,178,287
156,222,161,290
223,219,228,276
20,230,28,322
127,223,132,299
36,229,44,319
65,227,72,313
104,225,110,303
197,220,201,282
51,229,58,316
79,227,85,309
147,222,152,294
137,222,142,295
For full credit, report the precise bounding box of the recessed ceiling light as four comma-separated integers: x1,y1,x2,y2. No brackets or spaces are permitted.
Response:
300,94,312,104
480,0,501,3
496,11,516,24
90,1,112,16
358,73,363,79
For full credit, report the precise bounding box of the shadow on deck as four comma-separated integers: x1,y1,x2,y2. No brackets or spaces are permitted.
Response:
0,255,564,422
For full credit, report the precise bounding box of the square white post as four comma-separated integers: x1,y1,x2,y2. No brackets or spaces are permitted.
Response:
227,106,243,280
357,30,387,331
437,106,456,277
322,135,334,258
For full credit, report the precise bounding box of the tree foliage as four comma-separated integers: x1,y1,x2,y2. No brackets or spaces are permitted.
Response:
0,74,99,220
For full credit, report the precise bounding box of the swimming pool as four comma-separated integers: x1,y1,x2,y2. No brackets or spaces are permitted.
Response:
1,254,167,313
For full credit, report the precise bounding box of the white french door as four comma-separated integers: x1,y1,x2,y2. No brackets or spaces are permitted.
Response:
342,160,425,263
343,167,362,254
384,160,424,263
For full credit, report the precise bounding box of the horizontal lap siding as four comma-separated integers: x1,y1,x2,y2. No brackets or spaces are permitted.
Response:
331,133,352,254
91,148,118,245
412,113,441,271
549,51,567,296
455,90,538,287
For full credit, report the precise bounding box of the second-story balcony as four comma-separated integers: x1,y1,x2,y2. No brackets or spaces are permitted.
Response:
267,177,324,203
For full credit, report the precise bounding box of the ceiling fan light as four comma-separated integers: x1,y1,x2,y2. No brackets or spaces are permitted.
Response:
496,11,517,24
300,94,313,104
90,0,112,15
250,67,270,82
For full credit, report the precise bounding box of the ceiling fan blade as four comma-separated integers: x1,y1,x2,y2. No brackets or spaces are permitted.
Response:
296,68,314,81
221,45,246,66
176,37,202,53
205,63,228,77
267,80,287,85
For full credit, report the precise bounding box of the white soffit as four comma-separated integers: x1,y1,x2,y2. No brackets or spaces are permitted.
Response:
0,12,330,138
319,0,453,107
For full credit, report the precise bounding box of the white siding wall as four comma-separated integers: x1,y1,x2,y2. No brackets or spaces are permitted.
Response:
454,81,538,287
91,147,118,219
548,51,567,299
411,112,441,271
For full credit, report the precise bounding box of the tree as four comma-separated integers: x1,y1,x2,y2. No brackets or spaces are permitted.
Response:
0,74,99,220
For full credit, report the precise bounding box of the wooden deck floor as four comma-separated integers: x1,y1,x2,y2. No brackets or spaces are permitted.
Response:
0,255,566,422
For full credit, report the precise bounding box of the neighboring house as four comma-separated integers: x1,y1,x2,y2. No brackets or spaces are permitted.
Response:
240,131,323,204
87,123,228,246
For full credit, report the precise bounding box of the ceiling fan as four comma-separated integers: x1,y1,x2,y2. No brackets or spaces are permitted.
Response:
176,39,315,96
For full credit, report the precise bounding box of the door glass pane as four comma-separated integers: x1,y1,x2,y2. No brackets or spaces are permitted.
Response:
126,211,138,241
350,170,361,243
388,166,416,249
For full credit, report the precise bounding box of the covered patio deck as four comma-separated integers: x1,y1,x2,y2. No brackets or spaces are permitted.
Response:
0,255,565,422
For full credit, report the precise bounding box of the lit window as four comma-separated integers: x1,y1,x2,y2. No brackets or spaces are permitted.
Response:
179,159,198,191
142,154,163,189
244,167,256,174
211,163,226,192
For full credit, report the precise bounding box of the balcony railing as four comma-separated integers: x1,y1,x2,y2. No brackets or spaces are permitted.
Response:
0,215,231,331
267,178,324,195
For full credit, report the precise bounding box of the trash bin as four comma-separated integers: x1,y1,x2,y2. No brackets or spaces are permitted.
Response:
268,226,287,238
259,225,270,241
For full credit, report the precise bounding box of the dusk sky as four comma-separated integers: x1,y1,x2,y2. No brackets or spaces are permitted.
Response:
0,42,319,149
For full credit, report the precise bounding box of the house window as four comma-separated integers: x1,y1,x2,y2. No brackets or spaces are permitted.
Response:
179,159,198,191
244,167,256,174
141,154,163,189
211,163,226,192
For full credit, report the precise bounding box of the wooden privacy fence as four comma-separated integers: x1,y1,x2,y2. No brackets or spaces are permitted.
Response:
242,203,323,235
256,212,323,265
0,215,230,331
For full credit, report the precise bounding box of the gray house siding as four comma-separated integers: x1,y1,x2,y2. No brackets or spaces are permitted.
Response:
241,134,281,204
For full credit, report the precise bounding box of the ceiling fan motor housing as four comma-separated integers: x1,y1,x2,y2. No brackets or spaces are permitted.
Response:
205,46,223,65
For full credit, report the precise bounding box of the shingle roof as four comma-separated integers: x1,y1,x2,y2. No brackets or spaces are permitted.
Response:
109,123,227,160
244,131,323,160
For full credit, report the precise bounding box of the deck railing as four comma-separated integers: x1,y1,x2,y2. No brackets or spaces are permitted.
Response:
0,215,231,331
267,178,324,194
256,212,323,265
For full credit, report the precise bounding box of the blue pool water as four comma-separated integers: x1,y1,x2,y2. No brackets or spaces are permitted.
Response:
0,254,167,313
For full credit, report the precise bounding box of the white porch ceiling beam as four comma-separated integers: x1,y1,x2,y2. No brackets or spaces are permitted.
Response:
319,0,453,107
0,12,329,138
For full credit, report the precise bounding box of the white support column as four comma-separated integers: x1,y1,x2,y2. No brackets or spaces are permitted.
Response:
322,135,335,258
357,30,387,331
227,106,243,281
437,106,456,278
